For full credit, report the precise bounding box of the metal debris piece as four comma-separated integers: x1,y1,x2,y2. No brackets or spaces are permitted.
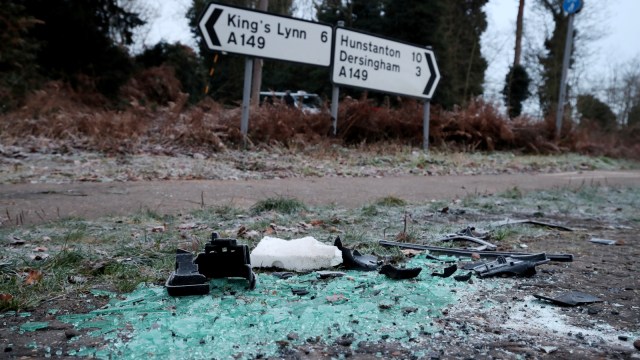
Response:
490,218,574,231
291,288,309,296
272,272,295,279
589,238,617,245
533,291,602,306
472,253,549,278
379,264,422,279
401,249,444,262
431,264,457,278
316,271,346,279
457,226,491,240
379,240,574,262
334,237,379,271
166,232,256,296
436,234,497,251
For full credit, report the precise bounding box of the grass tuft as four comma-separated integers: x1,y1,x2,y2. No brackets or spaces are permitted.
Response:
500,186,524,199
361,204,380,216
251,196,307,215
375,196,407,207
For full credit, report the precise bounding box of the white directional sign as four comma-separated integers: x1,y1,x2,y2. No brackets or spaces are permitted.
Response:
199,2,333,67
332,28,440,99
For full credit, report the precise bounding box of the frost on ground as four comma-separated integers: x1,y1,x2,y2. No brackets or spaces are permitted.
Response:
1,143,637,184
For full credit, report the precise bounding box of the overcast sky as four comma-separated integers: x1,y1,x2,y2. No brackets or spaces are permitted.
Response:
135,0,640,113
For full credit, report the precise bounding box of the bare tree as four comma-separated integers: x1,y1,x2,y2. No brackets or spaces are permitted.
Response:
526,0,607,116
603,57,640,126
514,0,525,66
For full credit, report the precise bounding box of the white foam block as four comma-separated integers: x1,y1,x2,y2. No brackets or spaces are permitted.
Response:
250,236,342,271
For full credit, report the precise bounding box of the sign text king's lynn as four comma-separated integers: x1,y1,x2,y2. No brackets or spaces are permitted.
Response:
199,2,332,67
332,28,439,99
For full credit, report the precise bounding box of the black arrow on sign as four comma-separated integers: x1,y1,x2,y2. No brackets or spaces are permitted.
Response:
423,52,436,97
206,8,223,47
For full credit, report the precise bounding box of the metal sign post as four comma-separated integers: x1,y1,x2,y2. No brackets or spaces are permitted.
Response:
198,1,333,142
331,28,440,149
330,21,345,136
555,0,583,139
241,58,253,146
423,100,430,152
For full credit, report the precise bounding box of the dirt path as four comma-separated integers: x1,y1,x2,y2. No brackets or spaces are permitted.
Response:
2,170,639,225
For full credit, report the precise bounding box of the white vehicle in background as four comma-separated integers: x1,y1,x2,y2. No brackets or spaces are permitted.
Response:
259,90,324,114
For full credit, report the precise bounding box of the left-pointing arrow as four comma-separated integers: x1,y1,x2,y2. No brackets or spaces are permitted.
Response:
199,6,223,49
206,8,223,47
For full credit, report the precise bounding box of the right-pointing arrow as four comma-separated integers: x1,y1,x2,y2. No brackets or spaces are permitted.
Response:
423,51,440,99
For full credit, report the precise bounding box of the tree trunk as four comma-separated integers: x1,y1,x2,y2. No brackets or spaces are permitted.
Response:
514,0,525,66
250,0,269,107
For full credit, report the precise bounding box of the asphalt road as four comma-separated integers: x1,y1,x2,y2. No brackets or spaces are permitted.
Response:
1,170,639,225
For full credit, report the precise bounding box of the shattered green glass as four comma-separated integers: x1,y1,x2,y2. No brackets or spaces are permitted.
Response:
20,321,49,333
58,254,464,359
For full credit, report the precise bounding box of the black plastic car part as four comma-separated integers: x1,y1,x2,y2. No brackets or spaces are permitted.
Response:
472,253,549,278
165,249,210,296
379,264,422,279
533,291,602,306
335,237,379,271
431,264,458,278
166,232,256,296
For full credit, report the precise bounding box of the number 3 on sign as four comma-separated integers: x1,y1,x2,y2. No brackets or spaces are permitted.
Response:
338,66,368,81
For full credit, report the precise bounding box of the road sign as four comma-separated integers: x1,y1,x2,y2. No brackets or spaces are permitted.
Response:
331,28,440,99
199,2,333,67
562,0,583,15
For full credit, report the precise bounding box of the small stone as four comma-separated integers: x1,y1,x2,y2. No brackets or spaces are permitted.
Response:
336,334,354,346
611,310,620,315
587,308,599,315
634,339,640,351
287,332,299,341
618,335,628,341
65,329,80,339
540,346,557,354
68,275,87,284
